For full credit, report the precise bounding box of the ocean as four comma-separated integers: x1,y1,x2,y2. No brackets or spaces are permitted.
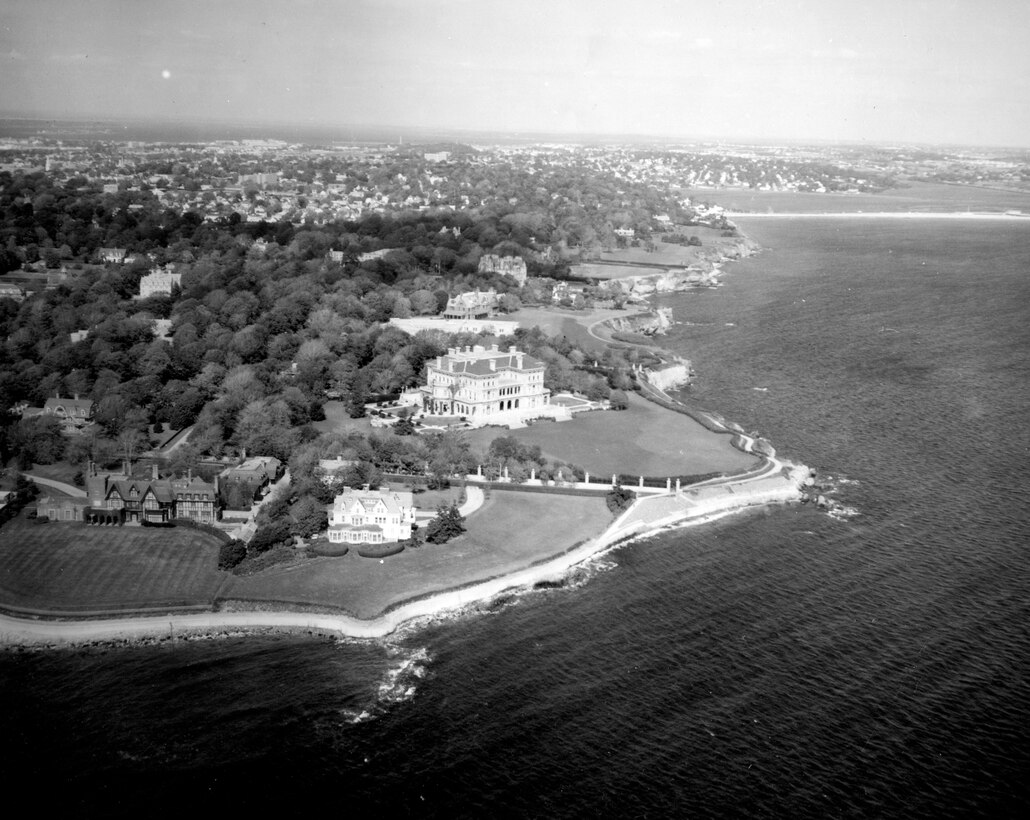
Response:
3,209,1030,817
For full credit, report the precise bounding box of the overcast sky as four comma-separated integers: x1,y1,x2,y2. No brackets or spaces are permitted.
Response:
3,0,1028,146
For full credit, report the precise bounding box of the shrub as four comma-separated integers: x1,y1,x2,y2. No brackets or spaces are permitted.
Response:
606,486,635,515
425,503,465,544
249,519,293,554
356,542,405,558
218,539,247,570
311,542,350,557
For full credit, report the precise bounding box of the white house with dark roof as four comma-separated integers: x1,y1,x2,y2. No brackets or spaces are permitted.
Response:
420,344,570,428
327,485,414,544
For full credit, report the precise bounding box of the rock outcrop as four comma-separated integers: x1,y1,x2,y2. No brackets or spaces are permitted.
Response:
606,307,674,336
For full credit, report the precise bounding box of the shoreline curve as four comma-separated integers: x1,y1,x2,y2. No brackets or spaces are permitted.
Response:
1,224,813,649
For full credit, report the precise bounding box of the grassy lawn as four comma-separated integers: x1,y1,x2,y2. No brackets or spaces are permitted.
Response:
312,401,374,436
407,485,465,511
0,518,226,612
463,391,756,477
573,263,666,280
28,462,81,485
227,491,611,619
513,306,635,353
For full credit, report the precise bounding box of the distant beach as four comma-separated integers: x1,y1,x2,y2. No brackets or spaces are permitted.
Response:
732,211,1029,219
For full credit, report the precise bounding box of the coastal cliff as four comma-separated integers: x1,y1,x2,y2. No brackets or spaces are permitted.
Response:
642,361,692,391
606,306,674,336
604,234,759,297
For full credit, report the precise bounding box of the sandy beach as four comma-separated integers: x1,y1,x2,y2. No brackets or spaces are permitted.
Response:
732,211,1029,219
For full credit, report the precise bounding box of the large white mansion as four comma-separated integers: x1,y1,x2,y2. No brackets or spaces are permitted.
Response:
327,485,415,544
420,344,570,428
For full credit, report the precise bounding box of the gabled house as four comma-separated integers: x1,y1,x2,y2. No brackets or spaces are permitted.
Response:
442,289,498,320
84,463,219,525
327,485,414,544
42,395,94,429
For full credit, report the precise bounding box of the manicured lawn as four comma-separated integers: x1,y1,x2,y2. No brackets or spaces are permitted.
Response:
514,306,637,352
573,263,668,280
463,391,757,477
28,462,81,485
313,401,374,435
0,518,226,612
227,491,611,619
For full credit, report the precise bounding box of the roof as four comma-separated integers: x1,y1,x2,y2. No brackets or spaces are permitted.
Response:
332,487,413,516
223,456,281,482
431,345,544,377
43,396,93,413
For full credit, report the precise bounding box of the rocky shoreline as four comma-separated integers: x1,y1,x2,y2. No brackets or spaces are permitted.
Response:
602,234,760,298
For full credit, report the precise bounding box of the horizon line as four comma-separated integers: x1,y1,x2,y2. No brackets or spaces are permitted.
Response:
1,112,1027,153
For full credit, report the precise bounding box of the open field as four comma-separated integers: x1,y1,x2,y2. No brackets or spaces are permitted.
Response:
227,491,611,618
312,401,374,435
513,305,636,352
27,462,80,486
573,263,667,280
463,391,757,477
0,519,226,612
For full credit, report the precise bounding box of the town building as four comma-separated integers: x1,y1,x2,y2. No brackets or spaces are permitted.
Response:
420,344,569,427
139,268,182,299
478,254,528,286
327,485,414,545
442,289,498,320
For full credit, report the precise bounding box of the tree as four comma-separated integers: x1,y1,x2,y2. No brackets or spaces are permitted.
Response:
609,389,629,410
117,428,149,467
14,417,66,464
606,486,634,515
249,519,292,554
218,539,247,570
394,414,416,436
290,495,328,538
424,502,465,544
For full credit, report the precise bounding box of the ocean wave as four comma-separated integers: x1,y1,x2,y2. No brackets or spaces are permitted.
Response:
826,503,860,521
336,644,433,725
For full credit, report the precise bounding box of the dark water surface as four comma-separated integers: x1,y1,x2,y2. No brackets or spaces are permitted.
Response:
3,217,1029,818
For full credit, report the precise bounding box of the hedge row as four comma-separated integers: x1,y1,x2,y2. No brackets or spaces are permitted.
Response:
357,542,405,559
311,543,350,557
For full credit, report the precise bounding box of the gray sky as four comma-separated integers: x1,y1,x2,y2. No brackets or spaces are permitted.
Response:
3,0,1028,146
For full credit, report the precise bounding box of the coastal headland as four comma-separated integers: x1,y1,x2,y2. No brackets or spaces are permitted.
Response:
0,226,812,648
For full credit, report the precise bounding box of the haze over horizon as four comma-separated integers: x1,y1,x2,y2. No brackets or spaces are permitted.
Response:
2,0,1028,148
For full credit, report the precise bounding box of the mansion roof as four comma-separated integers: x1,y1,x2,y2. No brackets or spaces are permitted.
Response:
430,344,544,377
